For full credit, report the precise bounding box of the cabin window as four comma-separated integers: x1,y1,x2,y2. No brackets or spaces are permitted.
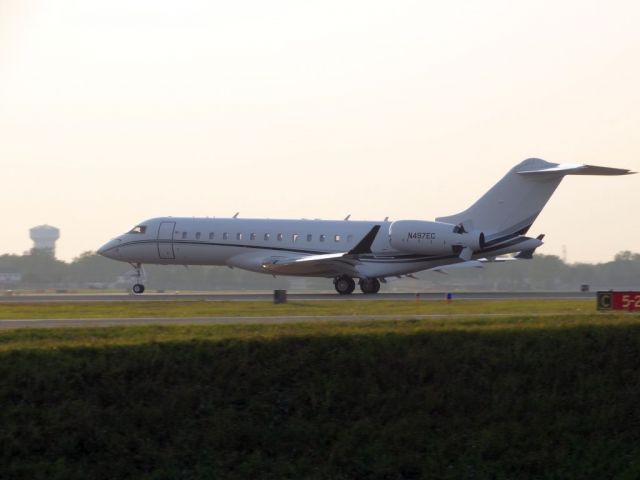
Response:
347,234,353,243
236,233,242,240
319,234,326,242
277,233,283,241
307,234,312,242
250,233,256,241
223,232,229,240
264,233,270,241
195,232,201,240
292,233,299,242
129,225,147,234
334,234,341,242
209,232,214,240
182,232,187,239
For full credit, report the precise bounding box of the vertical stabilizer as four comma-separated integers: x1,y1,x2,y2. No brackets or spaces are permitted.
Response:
436,158,633,241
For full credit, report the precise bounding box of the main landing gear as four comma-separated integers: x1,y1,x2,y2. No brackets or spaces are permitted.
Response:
333,275,381,295
359,278,381,294
334,275,356,295
130,263,145,294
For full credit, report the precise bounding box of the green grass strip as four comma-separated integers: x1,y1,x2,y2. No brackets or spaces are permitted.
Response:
0,299,596,319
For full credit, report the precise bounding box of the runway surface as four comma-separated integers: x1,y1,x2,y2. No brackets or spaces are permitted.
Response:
0,291,595,303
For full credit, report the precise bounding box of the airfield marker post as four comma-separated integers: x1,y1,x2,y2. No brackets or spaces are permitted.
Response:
273,289,287,304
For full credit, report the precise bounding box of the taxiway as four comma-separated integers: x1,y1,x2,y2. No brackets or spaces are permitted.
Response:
0,291,595,303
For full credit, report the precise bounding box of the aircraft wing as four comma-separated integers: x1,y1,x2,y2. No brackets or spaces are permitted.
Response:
261,225,381,276
428,255,521,274
261,253,357,276
478,256,517,263
428,260,484,274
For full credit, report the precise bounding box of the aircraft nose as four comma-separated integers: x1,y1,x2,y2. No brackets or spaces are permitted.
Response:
98,238,122,259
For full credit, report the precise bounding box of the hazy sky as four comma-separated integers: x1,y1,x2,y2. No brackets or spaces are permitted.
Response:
1,0,638,263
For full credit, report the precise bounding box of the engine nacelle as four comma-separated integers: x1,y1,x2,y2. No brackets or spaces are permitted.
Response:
389,220,485,255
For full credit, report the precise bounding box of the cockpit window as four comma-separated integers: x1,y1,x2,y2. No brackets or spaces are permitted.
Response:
129,225,147,234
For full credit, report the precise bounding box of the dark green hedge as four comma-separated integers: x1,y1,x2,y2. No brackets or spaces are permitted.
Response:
2,324,640,479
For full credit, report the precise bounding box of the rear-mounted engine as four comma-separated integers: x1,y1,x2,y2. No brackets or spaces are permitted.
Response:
389,220,484,255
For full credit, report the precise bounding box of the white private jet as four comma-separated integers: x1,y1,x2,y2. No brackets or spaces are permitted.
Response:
98,158,633,294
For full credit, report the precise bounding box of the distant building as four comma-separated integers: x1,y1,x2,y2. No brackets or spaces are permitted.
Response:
30,225,60,256
0,272,22,284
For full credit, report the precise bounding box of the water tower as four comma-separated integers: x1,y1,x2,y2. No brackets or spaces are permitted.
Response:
30,225,60,256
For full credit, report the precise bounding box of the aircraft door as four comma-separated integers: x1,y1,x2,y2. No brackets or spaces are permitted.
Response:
157,221,176,259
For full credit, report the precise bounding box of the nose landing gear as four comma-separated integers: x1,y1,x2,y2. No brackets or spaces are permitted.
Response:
129,263,146,294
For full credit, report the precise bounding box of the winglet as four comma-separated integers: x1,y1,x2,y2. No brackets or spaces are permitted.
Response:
348,225,381,255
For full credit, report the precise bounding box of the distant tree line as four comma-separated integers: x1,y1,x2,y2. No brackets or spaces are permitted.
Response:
0,249,638,292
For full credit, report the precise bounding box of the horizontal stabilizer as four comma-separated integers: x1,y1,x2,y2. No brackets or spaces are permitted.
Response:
518,164,634,176
515,234,545,259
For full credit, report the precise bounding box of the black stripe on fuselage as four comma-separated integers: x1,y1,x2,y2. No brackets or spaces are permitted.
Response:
103,239,328,256
106,235,530,265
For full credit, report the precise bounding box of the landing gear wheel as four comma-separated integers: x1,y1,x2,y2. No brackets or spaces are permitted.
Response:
334,275,356,295
359,278,381,294
129,263,146,294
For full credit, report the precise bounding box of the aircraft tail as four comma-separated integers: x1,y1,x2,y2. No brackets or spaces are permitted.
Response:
436,158,633,242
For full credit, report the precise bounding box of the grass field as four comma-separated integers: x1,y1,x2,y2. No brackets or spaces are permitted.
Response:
1,302,640,479
0,298,594,319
